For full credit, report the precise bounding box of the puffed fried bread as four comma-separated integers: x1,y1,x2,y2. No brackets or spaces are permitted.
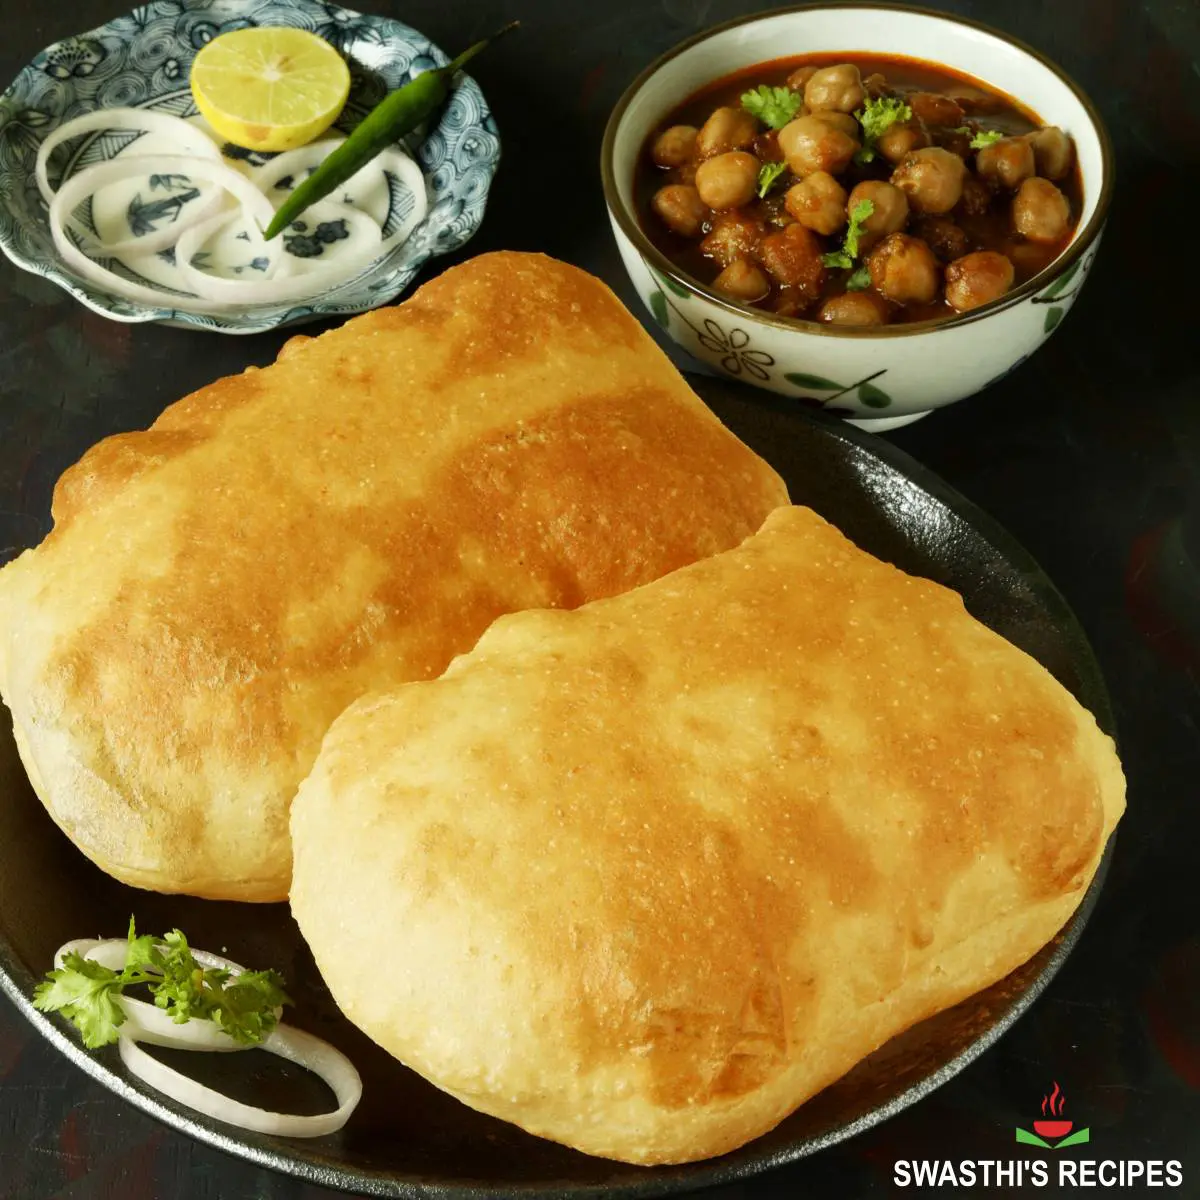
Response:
290,504,1124,1165
0,252,788,901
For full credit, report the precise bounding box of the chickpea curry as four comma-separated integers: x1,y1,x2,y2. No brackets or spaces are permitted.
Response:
638,54,1082,328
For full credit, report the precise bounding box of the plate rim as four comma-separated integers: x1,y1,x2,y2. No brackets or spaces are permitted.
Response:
0,388,1119,1197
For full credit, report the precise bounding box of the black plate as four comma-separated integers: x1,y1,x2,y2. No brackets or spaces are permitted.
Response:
0,375,1115,1198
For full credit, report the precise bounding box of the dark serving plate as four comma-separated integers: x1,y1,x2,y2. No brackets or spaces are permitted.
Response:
0,374,1116,1198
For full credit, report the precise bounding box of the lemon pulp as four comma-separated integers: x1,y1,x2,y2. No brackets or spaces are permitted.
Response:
190,27,351,153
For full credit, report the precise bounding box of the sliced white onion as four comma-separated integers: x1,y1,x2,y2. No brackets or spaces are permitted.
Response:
252,138,346,194
52,155,274,241
175,201,383,304
51,937,363,1136
375,148,429,246
118,1022,362,1138
39,110,428,314
36,107,222,207
73,171,227,258
253,141,428,249
55,938,248,977
54,938,107,969
49,155,276,313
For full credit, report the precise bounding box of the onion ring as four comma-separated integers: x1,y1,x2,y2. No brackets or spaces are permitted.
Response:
36,107,222,207
51,937,362,1135
174,200,382,305
374,148,430,245
38,109,227,254
253,142,428,248
39,112,429,314
118,1022,362,1138
50,155,275,312
252,138,346,194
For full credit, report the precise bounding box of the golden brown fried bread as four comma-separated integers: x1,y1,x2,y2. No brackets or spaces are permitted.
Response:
0,252,788,902
290,505,1124,1165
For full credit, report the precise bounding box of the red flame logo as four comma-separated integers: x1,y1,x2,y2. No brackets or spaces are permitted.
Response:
1034,1082,1073,1138
1042,1081,1066,1117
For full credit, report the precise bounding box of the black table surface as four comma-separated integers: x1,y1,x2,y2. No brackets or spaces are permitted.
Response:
1,0,1198,1196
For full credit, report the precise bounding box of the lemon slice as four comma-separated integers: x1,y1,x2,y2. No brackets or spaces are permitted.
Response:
190,27,351,153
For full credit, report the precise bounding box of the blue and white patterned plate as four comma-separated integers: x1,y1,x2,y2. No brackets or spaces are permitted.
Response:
0,0,501,333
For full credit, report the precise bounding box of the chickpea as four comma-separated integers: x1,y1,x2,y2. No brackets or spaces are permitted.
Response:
694,151,760,211
758,222,827,300
944,250,1015,312
786,64,818,93
778,114,859,178
813,110,860,139
804,63,865,114
862,72,889,99
911,216,969,262
817,290,891,326
867,233,941,305
975,136,1035,190
1007,240,1053,275
1013,177,1071,243
701,210,765,268
651,184,708,238
651,125,698,169
877,120,929,164
847,180,909,251
713,258,770,303
909,92,966,128
785,171,847,236
696,106,758,158
1027,126,1074,181
891,146,966,214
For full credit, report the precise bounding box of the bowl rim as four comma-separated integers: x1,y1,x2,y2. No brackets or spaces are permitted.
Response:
599,0,1115,340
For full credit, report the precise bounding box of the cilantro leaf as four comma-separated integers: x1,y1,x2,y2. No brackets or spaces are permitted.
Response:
152,928,290,1042
821,198,875,269
756,160,789,199
123,915,163,973
741,85,805,130
854,96,912,164
209,971,292,1046
955,126,1005,149
34,952,127,1048
970,128,1004,149
32,918,291,1051
846,264,872,291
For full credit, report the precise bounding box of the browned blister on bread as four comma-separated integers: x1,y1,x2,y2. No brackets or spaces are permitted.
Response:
290,505,1124,1164
0,252,788,901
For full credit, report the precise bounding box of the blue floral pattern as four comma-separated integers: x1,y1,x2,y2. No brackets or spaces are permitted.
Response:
42,39,107,80
284,218,350,258
0,0,501,333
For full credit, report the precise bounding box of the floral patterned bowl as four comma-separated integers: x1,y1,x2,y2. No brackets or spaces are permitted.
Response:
601,4,1113,430
0,0,500,334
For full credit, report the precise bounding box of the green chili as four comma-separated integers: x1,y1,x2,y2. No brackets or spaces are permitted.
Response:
263,21,518,240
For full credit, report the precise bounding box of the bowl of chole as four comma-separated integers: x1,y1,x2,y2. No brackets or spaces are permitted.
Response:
0,252,1123,1183
600,4,1112,431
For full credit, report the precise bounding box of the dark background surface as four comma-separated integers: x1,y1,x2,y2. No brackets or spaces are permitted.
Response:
1,0,1198,1196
